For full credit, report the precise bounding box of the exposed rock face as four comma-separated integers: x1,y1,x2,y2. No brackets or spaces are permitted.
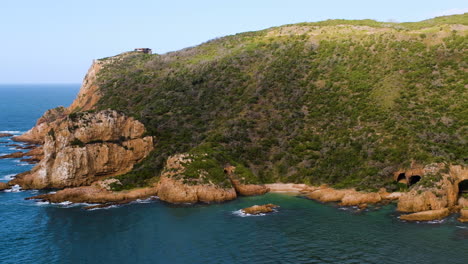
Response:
340,192,382,206
12,59,109,145
0,182,9,191
12,107,68,144
10,110,153,189
242,204,279,215
264,183,309,193
0,152,26,159
28,185,158,204
458,209,468,223
307,188,354,202
400,208,449,221
68,60,105,112
230,179,269,196
397,165,468,213
157,176,237,204
156,154,237,204
225,165,269,196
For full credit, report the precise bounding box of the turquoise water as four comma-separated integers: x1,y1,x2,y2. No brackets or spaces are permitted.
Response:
0,85,467,264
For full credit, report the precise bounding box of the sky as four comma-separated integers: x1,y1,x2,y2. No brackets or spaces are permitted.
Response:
0,0,466,84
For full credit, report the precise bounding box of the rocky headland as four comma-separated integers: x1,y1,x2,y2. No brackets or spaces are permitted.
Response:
4,15,468,223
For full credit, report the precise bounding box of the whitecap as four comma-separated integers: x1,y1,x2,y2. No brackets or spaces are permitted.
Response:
232,209,266,217
48,191,57,194
134,196,159,204
4,184,22,192
87,205,119,211
0,174,15,180
0,130,23,134
35,201,50,206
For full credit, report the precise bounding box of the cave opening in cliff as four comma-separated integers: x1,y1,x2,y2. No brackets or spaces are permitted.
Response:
459,180,468,195
408,175,421,186
397,173,406,183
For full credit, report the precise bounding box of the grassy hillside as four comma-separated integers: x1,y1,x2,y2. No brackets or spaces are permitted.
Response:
93,14,468,191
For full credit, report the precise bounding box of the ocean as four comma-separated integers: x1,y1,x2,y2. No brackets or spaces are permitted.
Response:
0,84,466,264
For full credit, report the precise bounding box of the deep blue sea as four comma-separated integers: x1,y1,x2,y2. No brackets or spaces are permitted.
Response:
0,84,467,264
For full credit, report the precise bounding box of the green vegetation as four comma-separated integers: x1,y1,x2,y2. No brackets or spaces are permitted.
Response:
94,14,467,190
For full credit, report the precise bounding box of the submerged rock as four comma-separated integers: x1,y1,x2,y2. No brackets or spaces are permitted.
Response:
0,133,13,138
242,204,279,215
400,208,449,221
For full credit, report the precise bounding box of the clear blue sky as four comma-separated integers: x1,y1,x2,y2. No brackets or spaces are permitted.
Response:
1,0,466,84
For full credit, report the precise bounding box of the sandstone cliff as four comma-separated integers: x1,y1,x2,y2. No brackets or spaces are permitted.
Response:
397,165,468,213
11,110,153,189
12,59,107,144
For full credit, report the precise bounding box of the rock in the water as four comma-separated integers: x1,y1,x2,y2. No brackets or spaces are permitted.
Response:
400,208,449,221
0,182,9,191
242,204,279,215
27,185,158,204
458,209,468,223
0,133,13,138
0,152,26,159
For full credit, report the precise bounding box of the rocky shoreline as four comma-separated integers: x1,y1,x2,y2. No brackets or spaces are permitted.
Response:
1,58,466,223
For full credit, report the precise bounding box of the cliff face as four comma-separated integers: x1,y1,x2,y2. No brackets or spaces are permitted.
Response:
397,165,468,213
13,60,107,144
11,110,153,189
10,58,154,189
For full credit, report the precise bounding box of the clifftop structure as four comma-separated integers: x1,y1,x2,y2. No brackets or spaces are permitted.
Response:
134,48,152,54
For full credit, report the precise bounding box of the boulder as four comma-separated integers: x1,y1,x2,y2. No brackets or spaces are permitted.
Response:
242,204,279,215
400,208,449,221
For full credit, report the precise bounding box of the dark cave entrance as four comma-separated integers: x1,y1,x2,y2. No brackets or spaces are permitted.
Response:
408,175,421,186
396,173,406,183
459,180,468,196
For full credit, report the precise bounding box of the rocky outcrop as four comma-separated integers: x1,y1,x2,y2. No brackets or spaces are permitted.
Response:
28,184,158,204
225,165,269,196
242,204,279,215
304,186,401,207
157,176,237,204
12,106,68,144
340,192,382,206
264,183,309,192
10,110,153,189
0,133,13,138
156,154,237,203
397,165,468,213
0,182,9,191
458,209,468,223
0,152,26,159
400,208,449,221
68,60,105,112
230,179,269,196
